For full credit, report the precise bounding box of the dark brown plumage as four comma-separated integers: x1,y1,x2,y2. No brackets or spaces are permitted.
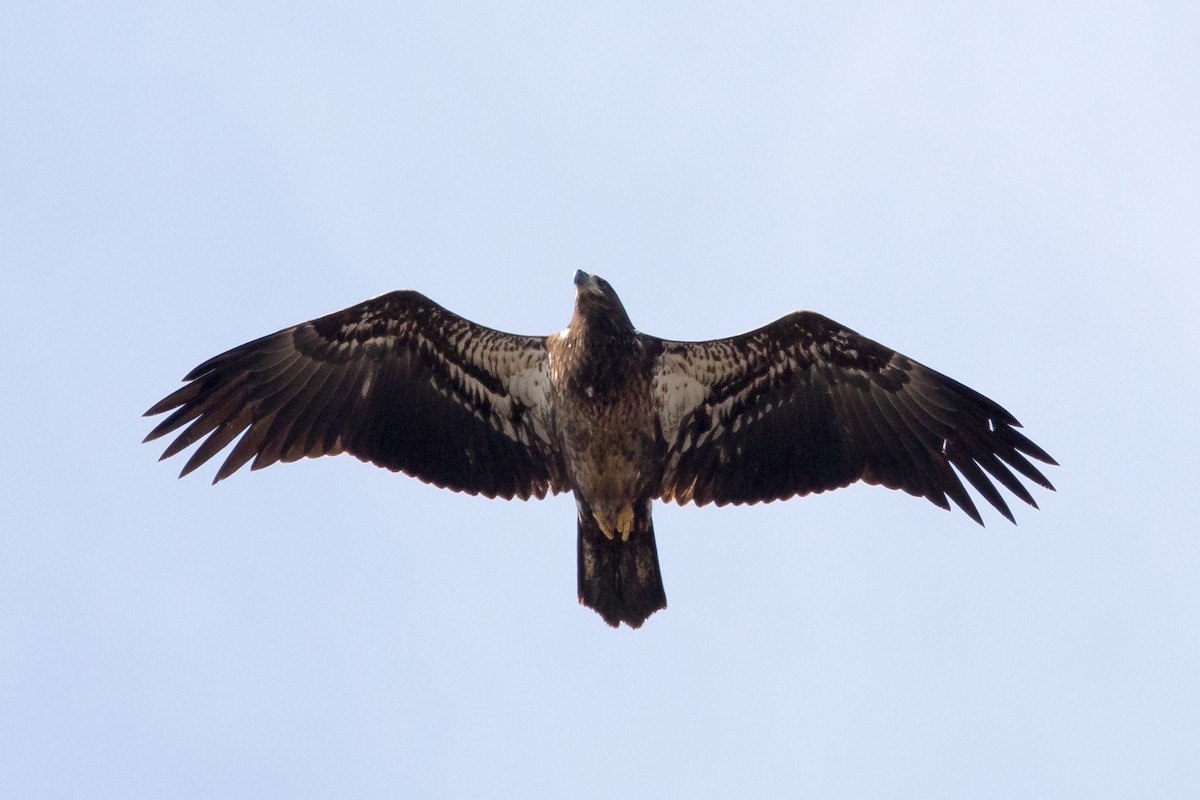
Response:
145,270,1056,627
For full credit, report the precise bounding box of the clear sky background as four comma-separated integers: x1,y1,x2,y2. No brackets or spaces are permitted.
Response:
3,2,1197,798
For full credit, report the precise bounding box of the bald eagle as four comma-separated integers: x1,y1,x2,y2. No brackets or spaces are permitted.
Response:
145,271,1055,628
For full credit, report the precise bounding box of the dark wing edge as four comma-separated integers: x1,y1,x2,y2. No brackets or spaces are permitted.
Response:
650,311,1057,524
144,290,570,500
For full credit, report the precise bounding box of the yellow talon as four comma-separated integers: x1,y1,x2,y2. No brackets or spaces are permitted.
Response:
616,504,635,542
593,511,615,540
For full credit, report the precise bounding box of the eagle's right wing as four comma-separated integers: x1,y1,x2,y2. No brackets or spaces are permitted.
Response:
650,311,1055,523
145,291,570,500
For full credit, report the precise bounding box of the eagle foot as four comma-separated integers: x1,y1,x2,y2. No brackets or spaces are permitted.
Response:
616,504,635,542
592,503,637,541
593,510,615,540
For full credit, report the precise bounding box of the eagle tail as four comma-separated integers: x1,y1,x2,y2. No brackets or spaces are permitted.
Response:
576,499,666,628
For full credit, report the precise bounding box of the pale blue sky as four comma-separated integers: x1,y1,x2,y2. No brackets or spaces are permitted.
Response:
3,2,1198,798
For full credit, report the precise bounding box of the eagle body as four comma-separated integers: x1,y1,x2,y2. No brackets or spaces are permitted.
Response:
145,270,1056,628
548,276,660,529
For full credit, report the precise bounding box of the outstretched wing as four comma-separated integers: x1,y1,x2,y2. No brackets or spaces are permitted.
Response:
145,291,569,500
651,311,1056,524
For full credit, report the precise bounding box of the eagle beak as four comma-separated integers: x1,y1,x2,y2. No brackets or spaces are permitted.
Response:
574,270,604,297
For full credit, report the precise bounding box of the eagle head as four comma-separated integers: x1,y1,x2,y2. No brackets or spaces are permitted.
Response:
572,271,634,332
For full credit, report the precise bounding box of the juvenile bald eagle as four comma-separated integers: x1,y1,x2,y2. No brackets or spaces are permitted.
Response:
145,271,1055,628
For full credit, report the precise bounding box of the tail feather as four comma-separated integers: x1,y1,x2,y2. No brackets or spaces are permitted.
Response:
576,500,666,628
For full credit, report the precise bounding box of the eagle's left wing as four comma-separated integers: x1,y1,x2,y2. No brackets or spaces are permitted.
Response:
145,291,569,500
650,311,1055,523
